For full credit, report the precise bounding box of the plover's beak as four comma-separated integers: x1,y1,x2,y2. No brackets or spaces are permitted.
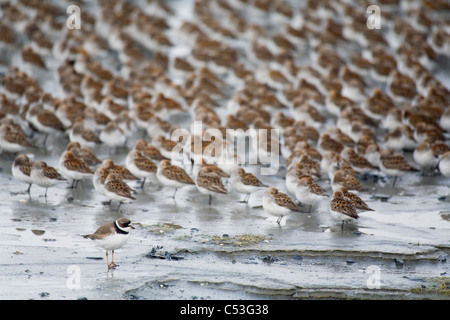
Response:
130,225,135,229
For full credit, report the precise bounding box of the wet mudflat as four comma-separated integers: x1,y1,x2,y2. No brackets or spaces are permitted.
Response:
0,139,449,300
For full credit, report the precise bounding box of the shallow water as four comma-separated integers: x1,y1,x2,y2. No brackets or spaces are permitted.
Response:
0,0,450,300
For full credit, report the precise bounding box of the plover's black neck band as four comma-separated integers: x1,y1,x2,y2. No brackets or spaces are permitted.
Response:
114,220,129,234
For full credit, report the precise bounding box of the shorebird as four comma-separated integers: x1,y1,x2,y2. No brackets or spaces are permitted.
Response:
341,147,379,174
125,149,157,188
332,169,367,192
330,190,359,229
11,154,34,194
26,103,65,145
93,167,110,203
413,139,439,174
438,151,450,179
379,149,419,187
195,166,228,205
294,176,329,213
30,161,66,198
59,150,94,188
263,187,303,224
133,139,169,161
337,186,374,212
83,217,135,269
66,141,102,167
69,120,102,149
156,160,195,199
103,173,136,211
231,167,268,204
101,159,139,181
0,122,33,154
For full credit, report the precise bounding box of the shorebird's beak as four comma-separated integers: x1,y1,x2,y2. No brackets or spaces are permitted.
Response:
130,225,135,229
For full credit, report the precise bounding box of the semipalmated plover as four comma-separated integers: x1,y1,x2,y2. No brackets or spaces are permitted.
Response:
83,217,135,269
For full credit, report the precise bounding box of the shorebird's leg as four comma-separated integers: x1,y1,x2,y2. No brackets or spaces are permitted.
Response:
140,178,146,189
27,184,32,194
115,202,123,211
106,251,110,269
209,194,212,206
110,250,118,268
392,176,398,188
172,188,178,199
43,133,49,146
239,194,250,203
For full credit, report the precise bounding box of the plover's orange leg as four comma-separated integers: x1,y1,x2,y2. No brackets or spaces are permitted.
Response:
106,251,115,269
110,250,118,268
106,251,110,268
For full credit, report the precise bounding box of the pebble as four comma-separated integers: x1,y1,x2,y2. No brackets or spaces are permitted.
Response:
262,255,276,264
394,258,404,268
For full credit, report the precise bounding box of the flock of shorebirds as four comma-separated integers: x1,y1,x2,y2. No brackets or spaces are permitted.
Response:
1,0,450,268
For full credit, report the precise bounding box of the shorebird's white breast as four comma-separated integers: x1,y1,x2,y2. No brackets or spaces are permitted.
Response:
12,164,33,184
104,187,133,203
413,147,437,170
93,173,106,196
295,185,320,205
231,175,259,194
262,195,290,216
438,156,450,177
285,172,299,194
330,209,354,222
30,169,53,187
0,138,27,153
156,167,186,188
95,233,129,250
